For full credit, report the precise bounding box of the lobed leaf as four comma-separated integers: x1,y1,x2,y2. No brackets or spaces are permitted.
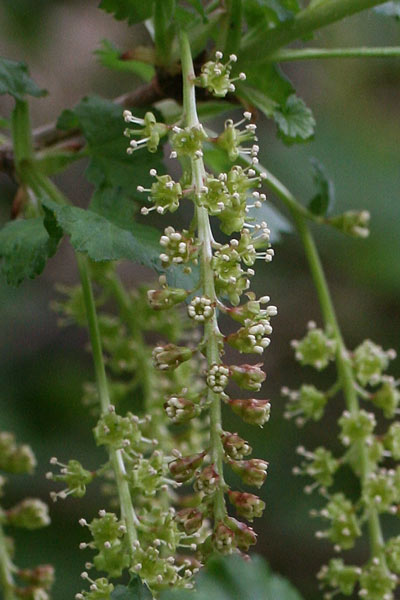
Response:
0,57,47,101
0,216,61,286
99,0,154,24
273,94,315,144
42,198,161,269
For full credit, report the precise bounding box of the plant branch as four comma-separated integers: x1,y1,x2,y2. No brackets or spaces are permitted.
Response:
269,46,400,62
241,0,391,61
261,165,387,561
180,29,227,523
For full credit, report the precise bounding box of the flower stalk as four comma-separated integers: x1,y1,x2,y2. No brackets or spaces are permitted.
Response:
180,29,227,523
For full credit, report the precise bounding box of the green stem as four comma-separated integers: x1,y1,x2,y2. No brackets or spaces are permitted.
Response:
241,0,390,61
261,166,386,560
180,29,227,523
11,100,33,170
0,524,16,600
269,46,400,62
76,254,140,547
18,156,141,551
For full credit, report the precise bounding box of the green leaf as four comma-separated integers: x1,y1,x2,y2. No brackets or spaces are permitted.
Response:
56,96,165,195
160,555,304,600
308,157,335,216
238,63,293,106
0,57,47,101
0,217,61,286
374,1,400,18
273,94,315,144
95,40,155,82
99,0,154,24
42,198,161,269
111,576,152,600
34,149,88,176
244,0,300,28
237,84,277,118
187,0,208,22
89,185,138,227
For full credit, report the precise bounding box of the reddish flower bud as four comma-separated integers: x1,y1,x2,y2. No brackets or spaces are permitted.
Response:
229,458,269,488
213,521,235,553
175,508,203,535
229,363,266,391
228,491,266,521
194,464,220,495
169,451,206,483
225,517,257,551
221,431,252,460
164,396,200,423
152,344,193,370
228,398,271,426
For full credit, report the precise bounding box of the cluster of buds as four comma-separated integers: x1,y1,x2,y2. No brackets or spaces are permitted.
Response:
121,47,276,588
158,227,199,268
196,52,245,97
352,339,396,387
0,431,36,473
282,384,327,425
287,324,400,599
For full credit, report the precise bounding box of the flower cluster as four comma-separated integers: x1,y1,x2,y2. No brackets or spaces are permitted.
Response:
286,323,400,599
123,47,276,580
0,432,54,599
196,52,246,98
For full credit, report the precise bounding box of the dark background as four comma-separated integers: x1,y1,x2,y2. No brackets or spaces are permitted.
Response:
0,2,399,598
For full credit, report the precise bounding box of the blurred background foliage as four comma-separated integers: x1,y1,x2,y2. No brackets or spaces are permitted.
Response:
0,1,399,599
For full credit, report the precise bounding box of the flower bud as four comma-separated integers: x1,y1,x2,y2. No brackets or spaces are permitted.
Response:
194,465,220,495
338,409,375,447
159,227,199,267
169,451,206,483
212,521,235,553
152,344,193,370
386,536,400,574
291,322,336,370
228,491,265,521
319,493,361,550
362,469,398,513
384,422,400,460
0,432,36,474
371,377,400,418
7,499,50,529
327,210,370,238
175,508,203,535
187,296,214,322
17,565,55,589
171,124,207,158
164,396,200,424
318,559,360,597
359,561,397,600
224,517,257,551
147,287,188,310
229,363,266,391
229,458,268,488
283,384,327,424
353,339,395,387
227,398,271,426
221,431,252,460
226,320,272,355
206,364,230,394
